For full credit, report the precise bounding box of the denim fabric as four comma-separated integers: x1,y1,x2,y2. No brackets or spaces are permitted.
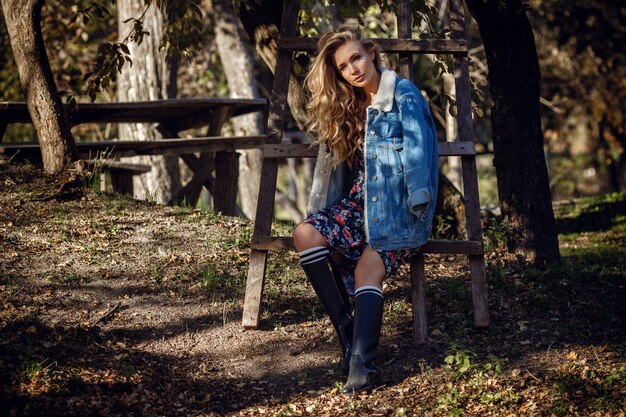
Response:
307,69,439,250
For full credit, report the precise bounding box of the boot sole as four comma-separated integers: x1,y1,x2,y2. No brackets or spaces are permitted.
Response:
341,371,383,395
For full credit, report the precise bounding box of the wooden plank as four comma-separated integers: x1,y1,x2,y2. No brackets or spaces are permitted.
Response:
83,160,151,174
423,239,483,255
185,106,233,208
179,153,202,171
469,254,490,328
263,144,318,158
242,250,269,329
396,0,414,80
3,138,475,159
440,141,476,156
454,52,490,328
0,136,266,158
454,58,483,242
242,0,299,330
250,236,294,250
251,236,483,255
170,160,213,206
410,254,428,344
262,141,476,159
278,37,467,55
0,99,266,130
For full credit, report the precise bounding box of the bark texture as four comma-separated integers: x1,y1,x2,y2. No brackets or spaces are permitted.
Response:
117,0,181,204
465,0,560,263
443,72,463,192
1,0,77,174
212,0,264,219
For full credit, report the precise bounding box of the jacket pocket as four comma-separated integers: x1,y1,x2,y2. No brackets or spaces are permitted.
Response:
376,136,404,150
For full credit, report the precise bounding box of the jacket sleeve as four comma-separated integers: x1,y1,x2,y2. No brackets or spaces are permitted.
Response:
398,93,438,219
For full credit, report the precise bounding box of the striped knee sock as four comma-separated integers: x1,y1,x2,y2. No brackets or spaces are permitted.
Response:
298,246,329,265
354,285,383,300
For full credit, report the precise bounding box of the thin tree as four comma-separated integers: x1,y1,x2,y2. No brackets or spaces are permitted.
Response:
1,0,77,174
116,0,182,204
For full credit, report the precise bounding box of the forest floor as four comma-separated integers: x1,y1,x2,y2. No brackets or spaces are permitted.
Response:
0,161,625,417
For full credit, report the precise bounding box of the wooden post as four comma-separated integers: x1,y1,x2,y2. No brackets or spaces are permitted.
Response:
396,0,414,80
410,253,428,344
242,0,299,329
450,0,489,328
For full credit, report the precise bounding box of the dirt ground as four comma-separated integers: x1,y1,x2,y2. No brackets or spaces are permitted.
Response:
0,162,624,416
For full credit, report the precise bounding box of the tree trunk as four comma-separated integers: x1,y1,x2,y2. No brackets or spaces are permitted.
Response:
212,0,264,219
1,0,77,174
237,0,308,130
465,0,560,264
117,0,181,204
443,72,463,192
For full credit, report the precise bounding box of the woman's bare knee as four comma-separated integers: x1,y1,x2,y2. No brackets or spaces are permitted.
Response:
354,246,385,288
293,223,327,252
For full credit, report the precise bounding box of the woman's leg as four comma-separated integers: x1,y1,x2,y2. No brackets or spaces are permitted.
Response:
293,223,327,252
342,246,386,394
354,245,386,288
293,222,353,373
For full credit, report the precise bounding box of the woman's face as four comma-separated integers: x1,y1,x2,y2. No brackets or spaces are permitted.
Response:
332,40,378,92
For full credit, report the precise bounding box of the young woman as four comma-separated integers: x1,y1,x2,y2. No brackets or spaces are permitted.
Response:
293,27,439,394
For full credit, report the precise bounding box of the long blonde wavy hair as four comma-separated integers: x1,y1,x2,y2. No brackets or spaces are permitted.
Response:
305,28,382,166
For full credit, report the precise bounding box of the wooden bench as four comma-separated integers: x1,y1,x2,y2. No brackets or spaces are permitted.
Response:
0,98,266,140
0,98,266,201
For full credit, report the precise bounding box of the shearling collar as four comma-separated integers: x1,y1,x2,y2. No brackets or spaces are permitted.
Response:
370,68,397,112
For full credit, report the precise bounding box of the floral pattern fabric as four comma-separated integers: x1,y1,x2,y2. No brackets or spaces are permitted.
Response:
302,148,417,295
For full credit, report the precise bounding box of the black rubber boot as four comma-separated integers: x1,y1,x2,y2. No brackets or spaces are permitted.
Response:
300,251,353,374
342,287,384,394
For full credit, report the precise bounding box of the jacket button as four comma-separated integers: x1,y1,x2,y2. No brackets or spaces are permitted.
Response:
374,242,381,248
373,217,379,223
369,130,375,135
371,196,378,202
373,109,379,116
372,154,378,160
371,175,377,181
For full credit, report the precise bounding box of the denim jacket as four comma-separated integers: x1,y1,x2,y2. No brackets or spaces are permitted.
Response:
307,69,438,250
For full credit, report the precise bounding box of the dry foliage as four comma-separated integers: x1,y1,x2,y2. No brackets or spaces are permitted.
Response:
0,162,624,416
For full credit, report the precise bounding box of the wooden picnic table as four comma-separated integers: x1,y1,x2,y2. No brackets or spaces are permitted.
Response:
0,98,267,204
0,98,266,139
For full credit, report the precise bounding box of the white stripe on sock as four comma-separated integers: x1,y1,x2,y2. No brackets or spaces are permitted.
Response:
300,250,328,262
355,285,383,299
299,246,329,265
298,246,328,257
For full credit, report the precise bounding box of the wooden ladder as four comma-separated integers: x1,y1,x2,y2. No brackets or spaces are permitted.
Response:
242,0,489,344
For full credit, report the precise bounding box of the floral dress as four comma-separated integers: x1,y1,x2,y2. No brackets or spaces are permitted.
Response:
302,147,417,295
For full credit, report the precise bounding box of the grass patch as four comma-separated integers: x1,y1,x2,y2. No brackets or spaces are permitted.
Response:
197,265,244,301
19,358,57,383
48,274,89,286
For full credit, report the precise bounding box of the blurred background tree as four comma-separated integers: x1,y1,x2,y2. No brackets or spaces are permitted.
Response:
529,0,626,198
